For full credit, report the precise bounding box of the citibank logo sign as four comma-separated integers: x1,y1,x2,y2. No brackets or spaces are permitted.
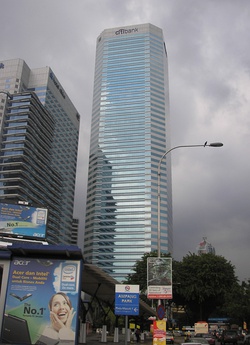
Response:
49,72,65,99
115,28,139,35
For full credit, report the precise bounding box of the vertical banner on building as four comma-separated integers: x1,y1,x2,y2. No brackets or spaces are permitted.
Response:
153,320,166,345
147,257,172,299
2,256,82,345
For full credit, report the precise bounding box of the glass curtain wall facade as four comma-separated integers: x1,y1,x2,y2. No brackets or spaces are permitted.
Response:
0,59,80,244
84,23,173,281
0,92,62,242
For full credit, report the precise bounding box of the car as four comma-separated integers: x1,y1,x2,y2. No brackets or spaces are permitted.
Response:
195,333,216,345
220,330,239,345
187,337,210,344
181,341,209,345
238,332,245,343
166,331,174,344
182,343,205,345
244,334,250,345
216,330,224,341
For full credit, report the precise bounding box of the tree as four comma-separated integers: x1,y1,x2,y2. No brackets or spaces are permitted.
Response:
220,279,250,329
125,251,239,325
240,279,250,329
173,253,238,322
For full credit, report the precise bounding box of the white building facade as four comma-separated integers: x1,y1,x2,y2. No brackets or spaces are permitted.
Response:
197,237,216,255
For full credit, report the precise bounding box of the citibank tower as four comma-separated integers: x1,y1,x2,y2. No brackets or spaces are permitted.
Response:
84,23,172,281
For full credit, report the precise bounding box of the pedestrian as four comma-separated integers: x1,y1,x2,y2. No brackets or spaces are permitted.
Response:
135,328,141,343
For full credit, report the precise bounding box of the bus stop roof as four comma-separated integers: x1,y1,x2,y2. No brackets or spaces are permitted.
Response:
2,243,156,318
82,262,156,317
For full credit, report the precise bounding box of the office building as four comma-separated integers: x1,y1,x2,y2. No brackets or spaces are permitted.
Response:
197,237,216,255
84,23,172,281
0,59,80,244
71,218,79,245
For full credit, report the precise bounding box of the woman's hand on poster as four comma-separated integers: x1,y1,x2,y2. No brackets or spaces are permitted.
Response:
65,308,76,329
50,308,75,332
50,311,65,332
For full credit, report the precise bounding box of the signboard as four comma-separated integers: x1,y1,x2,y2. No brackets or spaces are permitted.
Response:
147,257,172,299
195,321,208,334
153,320,166,345
157,304,166,320
0,203,48,241
1,256,81,345
115,284,139,316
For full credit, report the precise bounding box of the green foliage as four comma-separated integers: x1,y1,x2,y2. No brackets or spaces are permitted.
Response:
241,279,250,326
220,279,250,329
125,251,241,324
173,253,238,321
175,253,237,301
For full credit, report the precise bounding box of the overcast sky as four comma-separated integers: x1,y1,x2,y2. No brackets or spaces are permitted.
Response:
1,0,250,282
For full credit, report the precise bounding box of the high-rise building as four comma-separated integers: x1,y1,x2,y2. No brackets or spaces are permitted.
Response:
84,23,172,281
71,218,79,245
0,59,80,244
196,237,216,255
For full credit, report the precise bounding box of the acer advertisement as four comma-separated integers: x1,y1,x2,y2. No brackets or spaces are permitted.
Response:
0,202,48,241
1,256,82,345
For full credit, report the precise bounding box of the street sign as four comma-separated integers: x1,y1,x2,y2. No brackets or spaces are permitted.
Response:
157,304,165,320
115,284,140,316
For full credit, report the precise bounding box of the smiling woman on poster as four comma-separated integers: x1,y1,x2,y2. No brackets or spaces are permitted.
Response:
41,292,76,342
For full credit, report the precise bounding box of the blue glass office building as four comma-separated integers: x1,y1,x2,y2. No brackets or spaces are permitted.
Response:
0,59,80,244
84,24,173,281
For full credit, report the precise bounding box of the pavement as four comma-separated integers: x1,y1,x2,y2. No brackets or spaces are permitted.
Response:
0,334,183,345
78,333,185,345
78,333,154,345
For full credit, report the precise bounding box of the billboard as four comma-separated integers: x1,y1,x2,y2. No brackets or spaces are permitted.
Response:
147,257,172,299
2,256,82,345
0,202,48,240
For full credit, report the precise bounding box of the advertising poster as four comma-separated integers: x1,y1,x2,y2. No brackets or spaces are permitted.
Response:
147,257,172,299
153,320,166,345
0,203,48,240
2,256,81,345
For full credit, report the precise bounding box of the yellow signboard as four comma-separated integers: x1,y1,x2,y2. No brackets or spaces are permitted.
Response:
153,320,166,345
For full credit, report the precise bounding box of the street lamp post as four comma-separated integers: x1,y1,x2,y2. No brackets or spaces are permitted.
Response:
157,142,223,257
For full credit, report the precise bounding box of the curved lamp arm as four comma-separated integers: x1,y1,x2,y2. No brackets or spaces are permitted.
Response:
157,141,223,257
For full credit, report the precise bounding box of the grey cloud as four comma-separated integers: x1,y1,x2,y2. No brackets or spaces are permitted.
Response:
1,0,250,281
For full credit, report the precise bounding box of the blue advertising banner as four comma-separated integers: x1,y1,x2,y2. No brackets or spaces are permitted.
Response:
2,256,82,345
0,203,48,240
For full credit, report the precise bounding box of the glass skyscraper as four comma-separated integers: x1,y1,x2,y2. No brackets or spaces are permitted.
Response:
0,59,80,244
84,23,173,282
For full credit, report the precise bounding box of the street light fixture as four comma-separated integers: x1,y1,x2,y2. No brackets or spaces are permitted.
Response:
157,141,223,257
